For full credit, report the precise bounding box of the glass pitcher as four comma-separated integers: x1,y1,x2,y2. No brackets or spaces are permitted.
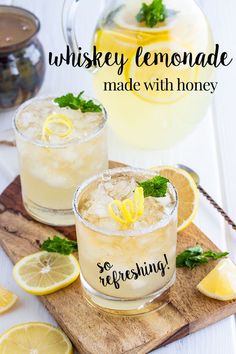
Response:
62,0,214,150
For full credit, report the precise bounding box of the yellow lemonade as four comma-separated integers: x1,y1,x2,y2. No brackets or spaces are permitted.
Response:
73,168,178,314
93,0,214,149
14,96,108,226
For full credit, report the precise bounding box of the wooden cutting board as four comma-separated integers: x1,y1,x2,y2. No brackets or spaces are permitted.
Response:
0,161,235,354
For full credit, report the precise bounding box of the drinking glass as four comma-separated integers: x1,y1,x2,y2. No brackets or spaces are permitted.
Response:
73,167,178,314
14,96,108,226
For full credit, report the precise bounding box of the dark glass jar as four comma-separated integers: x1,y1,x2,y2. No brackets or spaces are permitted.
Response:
0,5,45,111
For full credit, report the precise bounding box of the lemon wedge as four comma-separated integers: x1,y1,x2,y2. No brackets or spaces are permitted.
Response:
0,322,73,354
151,165,198,232
0,287,17,314
42,113,74,141
197,258,236,301
13,251,80,295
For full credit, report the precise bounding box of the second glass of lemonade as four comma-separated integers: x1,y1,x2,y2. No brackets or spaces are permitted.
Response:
14,95,108,226
73,167,178,314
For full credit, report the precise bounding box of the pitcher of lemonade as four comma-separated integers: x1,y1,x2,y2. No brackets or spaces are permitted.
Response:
63,0,214,149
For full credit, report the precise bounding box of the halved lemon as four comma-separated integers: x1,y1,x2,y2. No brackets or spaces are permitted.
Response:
0,322,73,354
151,165,198,232
13,251,80,295
197,258,236,301
0,287,17,314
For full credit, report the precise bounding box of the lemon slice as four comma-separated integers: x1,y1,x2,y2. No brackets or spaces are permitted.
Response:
197,258,236,301
13,251,80,295
0,322,73,354
0,287,17,314
95,29,137,54
151,166,198,232
127,42,198,104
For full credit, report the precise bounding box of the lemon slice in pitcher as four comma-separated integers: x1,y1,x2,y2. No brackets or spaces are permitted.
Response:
13,251,80,295
0,322,73,354
127,42,198,104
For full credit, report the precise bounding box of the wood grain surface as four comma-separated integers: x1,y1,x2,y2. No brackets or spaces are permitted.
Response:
0,162,235,354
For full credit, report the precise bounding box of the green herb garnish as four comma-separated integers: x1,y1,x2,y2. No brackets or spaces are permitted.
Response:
137,175,169,198
136,0,167,28
41,236,78,255
176,245,229,269
40,238,228,269
54,92,102,113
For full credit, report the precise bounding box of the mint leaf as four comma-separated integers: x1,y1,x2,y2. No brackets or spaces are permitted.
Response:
203,250,229,260
137,175,169,198
176,246,229,269
54,92,102,113
41,236,78,255
136,0,167,28
184,255,209,269
176,246,203,267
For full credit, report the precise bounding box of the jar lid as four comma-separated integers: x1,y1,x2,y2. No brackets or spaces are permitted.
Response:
0,5,40,53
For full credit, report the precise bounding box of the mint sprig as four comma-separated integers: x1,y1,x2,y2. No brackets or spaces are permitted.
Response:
41,236,78,255
136,0,167,28
176,245,229,269
137,175,169,198
54,92,102,113
40,238,229,270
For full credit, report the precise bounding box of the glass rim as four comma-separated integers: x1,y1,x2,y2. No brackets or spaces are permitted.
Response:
0,5,40,53
13,95,108,148
73,167,178,237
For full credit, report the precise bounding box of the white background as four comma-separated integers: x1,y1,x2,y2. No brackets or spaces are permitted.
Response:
0,0,236,353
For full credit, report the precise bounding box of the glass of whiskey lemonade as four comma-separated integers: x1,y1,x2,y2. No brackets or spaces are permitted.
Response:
14,94,108,226
73,167,178,314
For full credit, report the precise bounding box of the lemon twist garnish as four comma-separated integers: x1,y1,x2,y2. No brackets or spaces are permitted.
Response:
42,113,74,141
108,187,144,225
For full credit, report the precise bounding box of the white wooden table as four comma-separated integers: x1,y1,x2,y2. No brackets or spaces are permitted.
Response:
0,0,236,353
